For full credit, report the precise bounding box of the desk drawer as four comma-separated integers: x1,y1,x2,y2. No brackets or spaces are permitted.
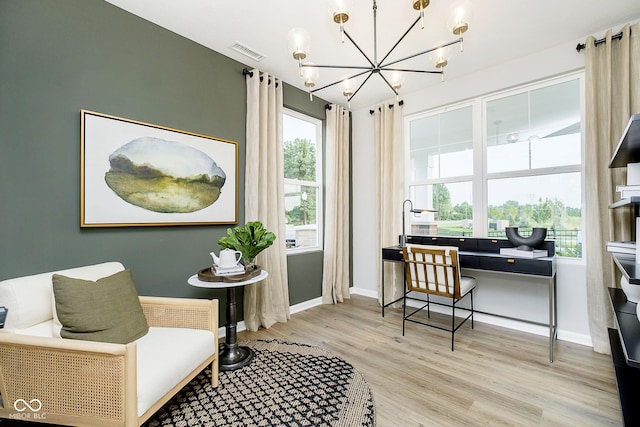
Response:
460,254,481,269
406,235,477,251
478,239,512,253
382,247,404,261
450,237,478,252
405,235,453,246
479,256,553,276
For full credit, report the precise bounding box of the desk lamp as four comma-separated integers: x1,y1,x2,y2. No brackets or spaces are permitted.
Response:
400,199,437,247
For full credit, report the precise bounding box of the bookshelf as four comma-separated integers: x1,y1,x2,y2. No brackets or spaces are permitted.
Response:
608,114,640,426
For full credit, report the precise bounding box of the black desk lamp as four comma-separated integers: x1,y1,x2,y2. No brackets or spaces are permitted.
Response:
400,199,437,247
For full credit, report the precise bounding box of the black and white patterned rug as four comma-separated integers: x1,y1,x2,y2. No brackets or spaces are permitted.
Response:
144,339,376,427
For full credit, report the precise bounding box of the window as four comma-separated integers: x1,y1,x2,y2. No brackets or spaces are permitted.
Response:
283,109,323,252
406,73,583,257
408,104,474,236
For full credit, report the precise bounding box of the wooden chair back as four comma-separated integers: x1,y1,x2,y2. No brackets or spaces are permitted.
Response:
402,244,463,299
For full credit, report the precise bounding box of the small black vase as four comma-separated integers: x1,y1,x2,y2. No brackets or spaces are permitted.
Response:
505,227,547,251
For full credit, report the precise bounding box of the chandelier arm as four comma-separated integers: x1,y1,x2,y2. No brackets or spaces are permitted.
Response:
378,72,400,96
348,72,376,102
343,29,376,68
381,38,462,68
302,64,372,71
381,67,443,75
378,16,422,67
310,69,373,93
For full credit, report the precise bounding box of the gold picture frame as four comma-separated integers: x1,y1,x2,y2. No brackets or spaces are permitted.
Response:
81,110,238,227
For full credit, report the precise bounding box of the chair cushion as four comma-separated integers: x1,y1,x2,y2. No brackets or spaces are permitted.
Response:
460,275,477,297
0,262,124,331
11,320,56,338
135,327,216,417
52,269,149,344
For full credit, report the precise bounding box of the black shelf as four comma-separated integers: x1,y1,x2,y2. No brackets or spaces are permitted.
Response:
608,328,640,426
611,252,640,285
610,114,640,168
609,288,640,368
609,197,640,209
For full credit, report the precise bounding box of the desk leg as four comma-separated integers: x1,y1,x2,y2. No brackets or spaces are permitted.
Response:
219,286,254,371
381,259,386,317
548,275,557,363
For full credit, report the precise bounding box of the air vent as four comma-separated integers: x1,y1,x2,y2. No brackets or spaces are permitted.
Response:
230,42,265,62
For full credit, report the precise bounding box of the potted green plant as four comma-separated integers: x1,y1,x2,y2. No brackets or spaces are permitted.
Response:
218,221,276,270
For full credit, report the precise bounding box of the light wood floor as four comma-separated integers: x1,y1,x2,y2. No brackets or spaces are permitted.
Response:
238,294,622,427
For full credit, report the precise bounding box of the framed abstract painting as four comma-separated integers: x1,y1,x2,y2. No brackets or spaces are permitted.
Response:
80,110,238,227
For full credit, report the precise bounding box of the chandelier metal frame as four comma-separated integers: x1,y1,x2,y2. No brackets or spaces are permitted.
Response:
291,0,469,105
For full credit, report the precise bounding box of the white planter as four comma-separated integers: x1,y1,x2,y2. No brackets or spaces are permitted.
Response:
622,276,640,303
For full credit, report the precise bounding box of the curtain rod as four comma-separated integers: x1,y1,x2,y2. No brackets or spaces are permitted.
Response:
576,32,623,52
242,67,278,87
369,100,404,115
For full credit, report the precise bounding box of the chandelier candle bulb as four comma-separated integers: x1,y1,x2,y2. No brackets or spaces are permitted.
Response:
287,28,310,76
410,0,430,28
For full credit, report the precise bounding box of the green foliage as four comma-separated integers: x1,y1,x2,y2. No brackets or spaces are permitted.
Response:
218,221,276,262
284,138,317,226
284,138,316,181
433,184,452,220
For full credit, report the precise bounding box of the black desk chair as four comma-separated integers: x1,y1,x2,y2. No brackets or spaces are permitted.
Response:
402,244,476,350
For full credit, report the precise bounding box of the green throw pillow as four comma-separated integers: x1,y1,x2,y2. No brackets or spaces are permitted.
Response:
52,269,149,344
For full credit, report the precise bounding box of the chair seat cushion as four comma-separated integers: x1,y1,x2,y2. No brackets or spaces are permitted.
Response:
460,275,476,297
10,319,56,337
135,327,216,417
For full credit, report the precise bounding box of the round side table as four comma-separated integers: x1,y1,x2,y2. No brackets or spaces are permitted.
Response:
188,270,268,371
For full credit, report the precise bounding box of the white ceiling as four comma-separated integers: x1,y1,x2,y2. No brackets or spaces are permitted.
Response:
104,0,640,110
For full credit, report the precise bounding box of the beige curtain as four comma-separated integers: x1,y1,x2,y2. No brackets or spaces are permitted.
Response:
585,23,640,353
244,69,290,330
374,102,404,306
322,104,351,304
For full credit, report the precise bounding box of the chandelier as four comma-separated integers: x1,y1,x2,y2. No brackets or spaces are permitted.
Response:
287,0,471,106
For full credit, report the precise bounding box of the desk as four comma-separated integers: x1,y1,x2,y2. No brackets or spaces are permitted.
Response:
188,270,268,371
381,236,557,361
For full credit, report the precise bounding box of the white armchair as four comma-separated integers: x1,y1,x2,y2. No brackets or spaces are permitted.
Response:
0,262,218,426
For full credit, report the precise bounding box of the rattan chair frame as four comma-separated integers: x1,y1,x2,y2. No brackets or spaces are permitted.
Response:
402,245,474,351
0,296,218,427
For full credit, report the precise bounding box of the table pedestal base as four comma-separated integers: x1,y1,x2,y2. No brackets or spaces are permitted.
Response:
219,343,254,371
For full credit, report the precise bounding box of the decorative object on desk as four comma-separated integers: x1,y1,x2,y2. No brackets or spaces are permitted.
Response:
145,339,375,427
218,221,276,270
400,199,436,247
505,227,547,251
499,247,548,258
197,266,263,283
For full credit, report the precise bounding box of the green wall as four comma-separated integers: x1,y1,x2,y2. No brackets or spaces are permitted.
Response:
0,0,328,321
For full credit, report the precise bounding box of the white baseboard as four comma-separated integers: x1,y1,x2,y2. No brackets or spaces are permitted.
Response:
350,286,377,299
219,290,593,348
218,297,324,339
290,296,323,314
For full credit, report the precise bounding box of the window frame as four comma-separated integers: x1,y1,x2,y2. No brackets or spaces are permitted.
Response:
405,71,585,259
282,108,324,254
